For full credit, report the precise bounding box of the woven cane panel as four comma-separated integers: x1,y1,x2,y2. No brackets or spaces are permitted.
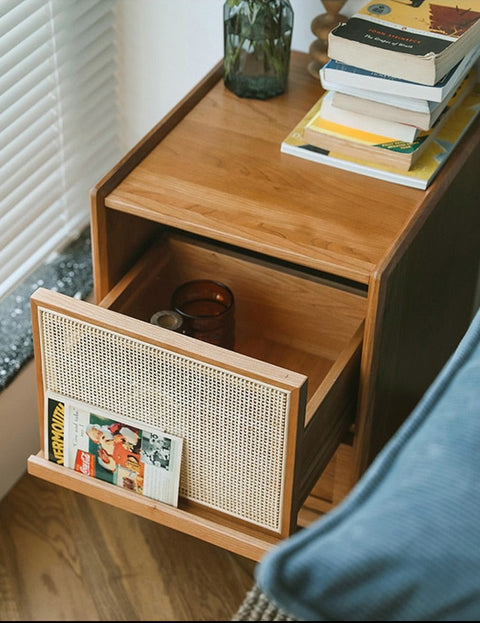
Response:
38,308,291,532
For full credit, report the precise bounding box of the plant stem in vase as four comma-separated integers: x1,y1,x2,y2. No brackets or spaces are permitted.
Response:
223,0,294,99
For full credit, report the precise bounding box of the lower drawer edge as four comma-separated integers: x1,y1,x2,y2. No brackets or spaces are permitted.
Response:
27,452,283,562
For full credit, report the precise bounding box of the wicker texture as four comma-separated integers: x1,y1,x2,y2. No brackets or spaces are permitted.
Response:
232,584,297,621
39,308,291,531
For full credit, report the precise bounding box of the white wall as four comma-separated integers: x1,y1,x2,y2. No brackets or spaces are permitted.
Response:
0,362,38,500
116,0,365,151
1,0,365,501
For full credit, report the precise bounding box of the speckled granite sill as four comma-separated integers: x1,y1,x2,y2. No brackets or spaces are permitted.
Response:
0,227,93,392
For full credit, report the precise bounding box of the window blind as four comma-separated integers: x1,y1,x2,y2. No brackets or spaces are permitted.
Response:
0,0,120,302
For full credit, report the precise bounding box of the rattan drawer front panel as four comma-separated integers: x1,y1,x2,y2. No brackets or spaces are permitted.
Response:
33,293,307,535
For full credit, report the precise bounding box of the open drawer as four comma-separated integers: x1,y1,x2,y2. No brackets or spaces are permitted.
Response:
28,229,366,560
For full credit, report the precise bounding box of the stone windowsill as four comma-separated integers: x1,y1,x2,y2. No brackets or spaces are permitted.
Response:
0,228,93,392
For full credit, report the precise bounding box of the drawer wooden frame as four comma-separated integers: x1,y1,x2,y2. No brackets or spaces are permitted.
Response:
29,226,365,559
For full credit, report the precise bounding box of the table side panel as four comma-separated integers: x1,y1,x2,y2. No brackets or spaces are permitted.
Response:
354,131,480,477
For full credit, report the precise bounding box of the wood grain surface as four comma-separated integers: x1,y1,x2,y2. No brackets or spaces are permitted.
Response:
0,473,255,621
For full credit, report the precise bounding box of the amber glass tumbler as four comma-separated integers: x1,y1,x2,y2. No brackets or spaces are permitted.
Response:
171,279,235,349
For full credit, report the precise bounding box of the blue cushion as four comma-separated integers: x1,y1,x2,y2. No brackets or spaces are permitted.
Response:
256,307,480,621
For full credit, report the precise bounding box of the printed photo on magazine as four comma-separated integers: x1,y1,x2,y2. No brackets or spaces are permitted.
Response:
45,392,183,507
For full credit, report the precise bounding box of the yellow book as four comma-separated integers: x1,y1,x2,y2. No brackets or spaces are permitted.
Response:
280,85,480,190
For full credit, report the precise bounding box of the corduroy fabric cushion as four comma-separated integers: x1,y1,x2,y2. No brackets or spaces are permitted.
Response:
256,307,480,621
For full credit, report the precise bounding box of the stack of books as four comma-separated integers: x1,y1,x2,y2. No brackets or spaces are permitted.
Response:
282,0,480,189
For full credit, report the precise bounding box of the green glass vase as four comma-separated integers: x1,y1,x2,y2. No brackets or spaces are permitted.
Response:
223,0,294,100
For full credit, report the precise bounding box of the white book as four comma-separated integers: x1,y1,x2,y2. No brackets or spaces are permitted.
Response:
320,75,434,113
320,91,420,142
331,70,477,131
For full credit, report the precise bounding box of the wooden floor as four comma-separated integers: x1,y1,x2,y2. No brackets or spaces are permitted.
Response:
0,473,256,621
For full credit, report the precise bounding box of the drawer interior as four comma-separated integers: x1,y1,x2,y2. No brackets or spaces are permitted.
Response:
99,229,367,403
29,229,367,556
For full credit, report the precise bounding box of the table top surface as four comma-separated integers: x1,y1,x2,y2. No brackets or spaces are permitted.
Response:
105,51,479,285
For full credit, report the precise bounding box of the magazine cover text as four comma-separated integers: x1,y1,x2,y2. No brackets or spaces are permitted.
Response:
45,393,183,507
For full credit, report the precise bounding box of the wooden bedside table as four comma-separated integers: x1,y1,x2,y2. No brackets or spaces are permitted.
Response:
28,51,480,561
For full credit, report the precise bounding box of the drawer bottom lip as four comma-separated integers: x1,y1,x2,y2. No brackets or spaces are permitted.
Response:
27,452,284,562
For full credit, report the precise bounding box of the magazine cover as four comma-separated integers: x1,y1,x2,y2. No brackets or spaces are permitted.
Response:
45,392,183,507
